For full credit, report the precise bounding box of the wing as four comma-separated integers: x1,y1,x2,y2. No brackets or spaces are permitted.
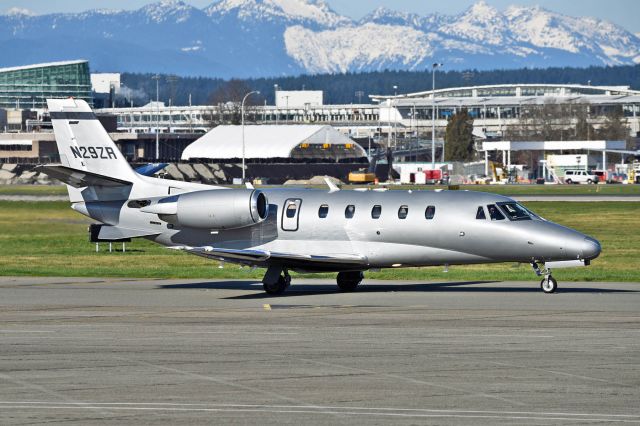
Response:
170,246,368,271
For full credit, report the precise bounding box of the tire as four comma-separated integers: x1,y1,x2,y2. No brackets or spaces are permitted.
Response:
540,276,557,294
263,275,288,295
565,179,572,184
587,179,593,184
337,271,363,292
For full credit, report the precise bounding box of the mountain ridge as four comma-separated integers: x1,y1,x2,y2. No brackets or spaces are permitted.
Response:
0,0,638,78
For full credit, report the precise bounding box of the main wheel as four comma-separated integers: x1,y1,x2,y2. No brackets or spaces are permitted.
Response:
263,275,288,295
337,271,363,292
540,276,557,294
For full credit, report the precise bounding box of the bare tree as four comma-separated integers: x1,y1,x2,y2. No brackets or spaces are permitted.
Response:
208,80,262,125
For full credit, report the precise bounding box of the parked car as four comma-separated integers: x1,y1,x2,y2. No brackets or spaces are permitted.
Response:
564,169,598,184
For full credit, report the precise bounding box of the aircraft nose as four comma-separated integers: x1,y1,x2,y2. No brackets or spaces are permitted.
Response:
582,237,601,260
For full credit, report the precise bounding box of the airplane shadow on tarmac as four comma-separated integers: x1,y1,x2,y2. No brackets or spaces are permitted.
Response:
157,280,638,299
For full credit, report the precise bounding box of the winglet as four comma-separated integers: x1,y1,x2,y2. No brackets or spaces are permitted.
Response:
245,182,255,189
324,176,340,193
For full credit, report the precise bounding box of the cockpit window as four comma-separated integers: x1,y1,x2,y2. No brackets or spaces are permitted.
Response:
497,202,532,221
476,206,486,220
487,204,505,221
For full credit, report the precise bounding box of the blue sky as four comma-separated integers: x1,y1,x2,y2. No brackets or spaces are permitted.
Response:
3,0,640,33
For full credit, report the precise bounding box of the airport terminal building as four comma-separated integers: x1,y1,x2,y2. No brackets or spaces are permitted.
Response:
0,60,92,109
102,84,640,140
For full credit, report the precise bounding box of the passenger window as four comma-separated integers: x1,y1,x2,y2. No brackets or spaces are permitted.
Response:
286,203,298,218
371,205,382,219
476,206,486,220
487,204,505,221
425,205,436,220
318,204,329,218
345,205,355,219
398,205,408,219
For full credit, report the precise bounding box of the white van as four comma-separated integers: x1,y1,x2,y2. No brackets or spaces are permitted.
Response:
564,170,598,184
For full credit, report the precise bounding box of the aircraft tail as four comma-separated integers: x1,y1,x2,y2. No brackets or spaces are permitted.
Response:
43,98,142,202
47,98,137,180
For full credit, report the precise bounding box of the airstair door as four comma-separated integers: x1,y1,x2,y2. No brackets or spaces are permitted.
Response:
281,198,302,231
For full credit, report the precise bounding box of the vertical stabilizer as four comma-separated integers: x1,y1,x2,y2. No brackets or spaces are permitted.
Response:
47,98,138,182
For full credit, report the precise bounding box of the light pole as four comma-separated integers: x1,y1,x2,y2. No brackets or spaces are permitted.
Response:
393,85,398,149
274,84,279,125
241,90,260,184
152,74,160,160
431,63,443,169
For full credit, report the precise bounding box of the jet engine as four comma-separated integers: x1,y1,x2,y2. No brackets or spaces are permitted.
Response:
144,189,268,230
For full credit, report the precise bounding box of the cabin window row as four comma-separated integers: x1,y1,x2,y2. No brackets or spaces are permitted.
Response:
318,204,436,220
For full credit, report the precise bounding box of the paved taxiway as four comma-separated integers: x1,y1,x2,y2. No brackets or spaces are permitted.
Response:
0,277,638,425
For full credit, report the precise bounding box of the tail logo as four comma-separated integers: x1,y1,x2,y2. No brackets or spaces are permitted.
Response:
70,146,117,160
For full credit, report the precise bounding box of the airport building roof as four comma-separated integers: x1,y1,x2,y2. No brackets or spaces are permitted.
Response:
0,60,88,74
371,84,640,102
181,125,366,160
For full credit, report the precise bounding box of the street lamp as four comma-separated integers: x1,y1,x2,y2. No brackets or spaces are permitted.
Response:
152,74,160,160
431,63,443,168
274,84,279,125
241,90,260,184
393,85,398,149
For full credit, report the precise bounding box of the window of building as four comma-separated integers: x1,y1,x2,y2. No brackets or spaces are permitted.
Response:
398,205,409,219
371,205,381,219
345,205,355,219
425,205,436,220
318,204,329,218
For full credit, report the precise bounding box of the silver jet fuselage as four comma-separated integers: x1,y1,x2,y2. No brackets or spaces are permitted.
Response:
95,187,600,272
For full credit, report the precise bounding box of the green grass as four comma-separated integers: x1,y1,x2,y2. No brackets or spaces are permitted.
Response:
0,185,67,196
0,200,637,282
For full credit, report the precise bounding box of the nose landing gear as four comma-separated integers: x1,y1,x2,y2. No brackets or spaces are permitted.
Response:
531,262,557,294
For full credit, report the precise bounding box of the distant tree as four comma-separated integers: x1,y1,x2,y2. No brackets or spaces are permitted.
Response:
208,79,262,124
597,106,629,141
444,109,475,162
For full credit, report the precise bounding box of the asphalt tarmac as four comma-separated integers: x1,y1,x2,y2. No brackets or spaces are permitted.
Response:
0,277,638,425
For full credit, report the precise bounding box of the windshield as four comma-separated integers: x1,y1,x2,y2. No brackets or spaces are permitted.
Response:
497,202,534,221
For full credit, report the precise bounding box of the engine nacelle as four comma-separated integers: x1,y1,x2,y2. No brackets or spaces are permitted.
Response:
154,189,268,230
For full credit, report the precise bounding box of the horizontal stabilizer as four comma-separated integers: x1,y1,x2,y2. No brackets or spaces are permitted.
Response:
98,225,161,240
35,165,132,188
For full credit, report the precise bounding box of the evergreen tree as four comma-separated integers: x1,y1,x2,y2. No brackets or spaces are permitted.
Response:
444,109,474,162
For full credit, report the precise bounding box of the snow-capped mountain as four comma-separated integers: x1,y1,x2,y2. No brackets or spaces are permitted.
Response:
0,0,638,77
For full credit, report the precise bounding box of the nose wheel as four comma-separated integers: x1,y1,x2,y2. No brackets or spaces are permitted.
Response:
532,262,558,294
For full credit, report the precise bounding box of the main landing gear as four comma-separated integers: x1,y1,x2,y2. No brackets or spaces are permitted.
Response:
262,265,291,295
336,271,364,292
531,262,557,294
